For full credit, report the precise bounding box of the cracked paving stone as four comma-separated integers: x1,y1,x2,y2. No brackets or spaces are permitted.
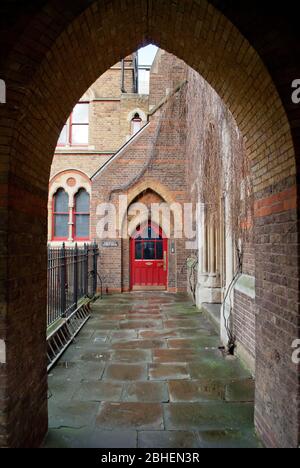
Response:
96,402,164,430
48,362,106,382
48,401,99,429
123,382,169,403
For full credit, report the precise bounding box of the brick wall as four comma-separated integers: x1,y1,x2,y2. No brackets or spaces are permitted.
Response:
234,290,256,362
50,154,112,179
91,97,188,293
149,50,187,108
50,57,148,181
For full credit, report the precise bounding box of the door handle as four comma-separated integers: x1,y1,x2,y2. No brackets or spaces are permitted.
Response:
163,251,167,272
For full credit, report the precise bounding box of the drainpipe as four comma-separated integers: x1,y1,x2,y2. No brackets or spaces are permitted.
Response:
121,59,126,93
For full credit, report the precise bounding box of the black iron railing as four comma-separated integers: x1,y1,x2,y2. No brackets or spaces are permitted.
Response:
47,243,99,327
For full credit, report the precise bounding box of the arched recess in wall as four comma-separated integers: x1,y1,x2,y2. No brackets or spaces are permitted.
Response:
0,0,299,449
120,181,176,239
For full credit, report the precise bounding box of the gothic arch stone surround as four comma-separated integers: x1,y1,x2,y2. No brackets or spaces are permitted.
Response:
0,0,299,448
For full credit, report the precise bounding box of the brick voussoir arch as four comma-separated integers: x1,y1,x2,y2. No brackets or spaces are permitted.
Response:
0,0,299,449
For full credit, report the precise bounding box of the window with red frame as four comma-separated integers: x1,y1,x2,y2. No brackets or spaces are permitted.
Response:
74,189,90,240
57,102,89,146
131,113,142,135
53,189,69,240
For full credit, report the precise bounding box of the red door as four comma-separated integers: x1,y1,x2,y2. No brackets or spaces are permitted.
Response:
130,222,168,291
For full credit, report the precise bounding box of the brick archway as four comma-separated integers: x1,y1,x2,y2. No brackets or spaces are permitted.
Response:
0,0,299,448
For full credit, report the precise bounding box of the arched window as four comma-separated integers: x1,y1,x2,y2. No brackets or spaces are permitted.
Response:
74,189,90,240
53,189,69,240
131,113,142,135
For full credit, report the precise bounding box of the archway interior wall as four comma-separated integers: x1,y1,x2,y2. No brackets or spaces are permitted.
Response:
0,0,298,448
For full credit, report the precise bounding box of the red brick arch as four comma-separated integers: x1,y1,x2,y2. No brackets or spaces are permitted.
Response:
0,0,299,448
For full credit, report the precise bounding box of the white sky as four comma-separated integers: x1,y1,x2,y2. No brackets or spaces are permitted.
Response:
138,45,158,66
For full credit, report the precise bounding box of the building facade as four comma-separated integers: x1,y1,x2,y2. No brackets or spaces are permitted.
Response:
48,49,256,373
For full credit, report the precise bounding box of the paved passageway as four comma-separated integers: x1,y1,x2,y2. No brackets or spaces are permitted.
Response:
45,293,260,448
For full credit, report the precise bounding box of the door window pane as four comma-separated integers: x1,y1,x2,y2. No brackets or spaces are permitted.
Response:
143,242,155,260
54,215,69,238
135,242,143,260
156,241,164,260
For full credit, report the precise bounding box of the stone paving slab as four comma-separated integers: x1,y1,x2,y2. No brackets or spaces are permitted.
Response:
45,428,137,448
110,349,152,363
123,382,169,403
124,314,163,320
72,381,123,402
79,351,111,362
103,364,148,381
111,339,166,350
48,362,106,382
93,331,110,339
47,378,77,402
189,358,251,380
149,364,190,381
120,320,163,330
197,429,261,448
45,292,258,448
96,402,164,430
97,315,127,321
164,403,254,431
139,329,180,340
164,319,209,329
225,379,255,402
153,348,221,363
110,330,138,340
138,431,199,448
167,337,220,349
49,401,99,429
168,380,226,402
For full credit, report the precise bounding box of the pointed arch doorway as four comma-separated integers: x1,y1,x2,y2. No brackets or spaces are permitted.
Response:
130,221,168,291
